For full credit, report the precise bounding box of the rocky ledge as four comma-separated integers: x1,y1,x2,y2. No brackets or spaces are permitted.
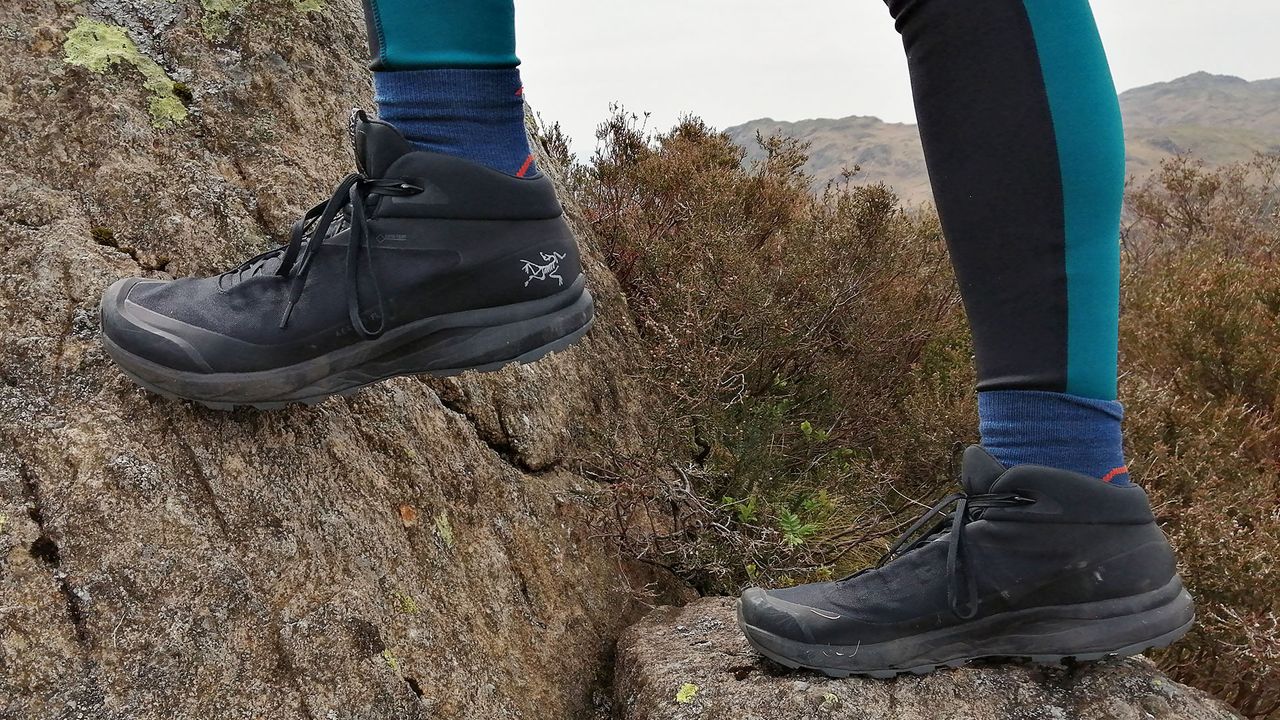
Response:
613,598,1241,720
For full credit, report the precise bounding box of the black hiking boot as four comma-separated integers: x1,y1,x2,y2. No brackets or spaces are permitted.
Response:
99,110,594,409
737,446,1194,678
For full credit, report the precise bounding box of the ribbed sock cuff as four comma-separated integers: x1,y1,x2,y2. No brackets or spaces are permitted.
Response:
373,68,535,177
978,390,1130,485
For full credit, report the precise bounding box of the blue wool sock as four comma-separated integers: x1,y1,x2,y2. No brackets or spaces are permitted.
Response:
373,67,536,177
978,390,1130,485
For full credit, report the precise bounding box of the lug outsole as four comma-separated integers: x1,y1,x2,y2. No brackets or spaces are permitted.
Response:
112,318,594,411
737,601,1195,679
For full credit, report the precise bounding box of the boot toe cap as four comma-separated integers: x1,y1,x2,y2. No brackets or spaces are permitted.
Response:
100,277,216,374
738,587,830,643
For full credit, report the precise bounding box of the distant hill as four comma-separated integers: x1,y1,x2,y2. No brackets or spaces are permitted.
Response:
725,72,1280,204
1119,72,1280,178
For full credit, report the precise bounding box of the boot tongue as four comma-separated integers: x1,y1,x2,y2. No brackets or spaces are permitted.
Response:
349,109,414,178
960,445,1007,495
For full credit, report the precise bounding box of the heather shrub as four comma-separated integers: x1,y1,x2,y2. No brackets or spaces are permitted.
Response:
564,110,974,590
1121,155,1280,718
555,107,1279,717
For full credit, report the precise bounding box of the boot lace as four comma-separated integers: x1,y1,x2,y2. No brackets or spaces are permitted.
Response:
842,491,1036,620
218,173,422,339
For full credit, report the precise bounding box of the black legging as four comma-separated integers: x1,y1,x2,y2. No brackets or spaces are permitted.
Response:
361,0,1125,402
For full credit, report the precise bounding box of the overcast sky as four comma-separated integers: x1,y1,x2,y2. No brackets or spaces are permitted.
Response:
515,0,1280,158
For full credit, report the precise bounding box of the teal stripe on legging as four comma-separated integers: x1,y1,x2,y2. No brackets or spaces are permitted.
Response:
370,0,519,70
1022,0,1125,401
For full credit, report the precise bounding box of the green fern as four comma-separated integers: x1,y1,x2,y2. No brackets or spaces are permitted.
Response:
777,508,818,548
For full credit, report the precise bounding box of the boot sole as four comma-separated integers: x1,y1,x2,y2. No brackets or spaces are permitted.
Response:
737,576,1195,679
101,277,595,410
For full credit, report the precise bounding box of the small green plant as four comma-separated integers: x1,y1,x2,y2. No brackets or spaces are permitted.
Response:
799,420,830,442
721,494,760,523
800,490,835,516
674,683,698,704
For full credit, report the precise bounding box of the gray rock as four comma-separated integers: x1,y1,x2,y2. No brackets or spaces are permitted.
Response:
613,598,1242,720
0,1,659,718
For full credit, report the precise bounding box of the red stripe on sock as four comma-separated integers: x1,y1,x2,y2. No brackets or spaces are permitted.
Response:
515,154,534,178
1101,465,1129,483
515,86,524,96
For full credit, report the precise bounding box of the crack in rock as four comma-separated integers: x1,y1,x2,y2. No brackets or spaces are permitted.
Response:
433,387,541,474
18,462,92,647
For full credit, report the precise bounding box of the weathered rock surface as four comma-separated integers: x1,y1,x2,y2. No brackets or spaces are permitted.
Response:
614,599,1243,720
0,1,655,718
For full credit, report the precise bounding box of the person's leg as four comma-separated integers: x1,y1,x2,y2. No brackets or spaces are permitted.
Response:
891,0,1129,484
363,0,536,176
98,1,593,407
736,0,1192,677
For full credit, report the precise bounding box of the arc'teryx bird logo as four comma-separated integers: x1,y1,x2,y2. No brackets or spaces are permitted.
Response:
520,251,566,287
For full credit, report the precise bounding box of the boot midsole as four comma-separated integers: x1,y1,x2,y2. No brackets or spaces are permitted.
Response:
102,277,593,402
739,575,1195,671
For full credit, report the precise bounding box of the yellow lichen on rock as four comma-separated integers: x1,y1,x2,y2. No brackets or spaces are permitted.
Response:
199,0,249,40
433,511,455,549
62,17,189,128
